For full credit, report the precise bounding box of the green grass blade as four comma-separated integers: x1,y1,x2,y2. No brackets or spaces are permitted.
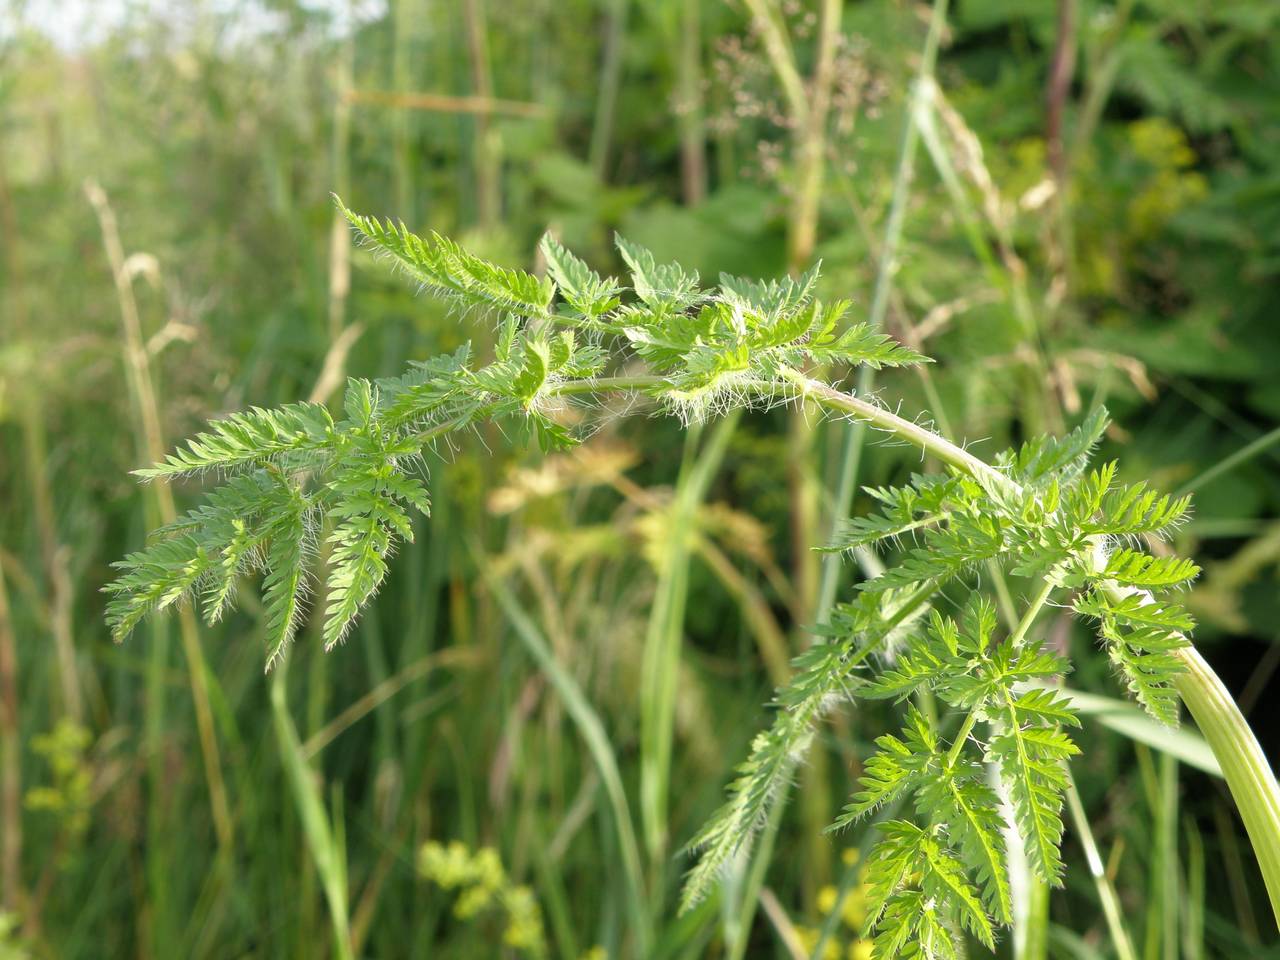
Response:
270,663,354,960
486,571,652,956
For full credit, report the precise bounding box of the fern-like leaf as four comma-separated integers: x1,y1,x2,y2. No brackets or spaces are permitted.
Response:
105,535,212,641
924,761,1012,925
805,315,929,369
863,820,993,956
1088,481,1191,535
136,403,334,478
539,233,621,320
261,483,311,668
832,705,936,829
1004,406,1109,487
989,701,1077,883
1103,548,1199,588
615,235,702,310
341,199,554,316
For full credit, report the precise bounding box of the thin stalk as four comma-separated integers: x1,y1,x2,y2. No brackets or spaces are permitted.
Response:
1175,424,1280,497
640,415,739,869
85,180,234,859
462,0,500,227
815,0,952,619
1003,588,1056,960
1045,0,1077,185
487,573,652,955
1045,0,1078,293
1064,773,1138,960
270,660,354,960
724,795,786,960
0,142,82,724
674,0,707,205
0,150,29,914
744,0,840,653
391,0,420,220
589,0,629,180
1160,751,1179,960
946,711,980,769
1214,799,1260,944
1182,816,1205,960
0,565,19,911
327,13,354,343
784,0,841,273
691,539,791,686
1009,578,1057,648
305,37,357,928
912,83,1056,434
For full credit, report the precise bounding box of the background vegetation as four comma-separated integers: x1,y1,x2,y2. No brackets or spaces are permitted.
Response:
1,0,1278,956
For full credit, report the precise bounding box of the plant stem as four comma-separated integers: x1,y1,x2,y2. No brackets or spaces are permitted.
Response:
674,0,707,206
640,416,738,873
85,180,235,861
946,711,980,770
539,369,1280,924
271,660,355,960
777,371,1008,485
462,0,500,227
1065,771,1138,960
553,371,1004,483
589,0,630,180
815,0,953,614
487,573,652,954
1175,423,1280,497
1009,579,1056,649
0,565,19,911
0,140,83,726
328,14,354,342
1171,644,1280,920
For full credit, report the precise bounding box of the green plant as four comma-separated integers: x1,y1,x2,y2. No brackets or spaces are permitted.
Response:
104,209,1280,957
419,840,547,957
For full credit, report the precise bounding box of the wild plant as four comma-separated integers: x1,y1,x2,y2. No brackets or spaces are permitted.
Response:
418,840,547,957
104,207,1280,957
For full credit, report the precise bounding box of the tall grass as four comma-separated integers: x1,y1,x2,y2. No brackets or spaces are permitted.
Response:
1,1,1278,957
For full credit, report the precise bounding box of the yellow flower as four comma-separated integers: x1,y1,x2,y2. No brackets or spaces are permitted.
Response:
817,884,839,914
841,884,868,930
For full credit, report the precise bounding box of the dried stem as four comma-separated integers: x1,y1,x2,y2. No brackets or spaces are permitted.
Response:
84,180,235,857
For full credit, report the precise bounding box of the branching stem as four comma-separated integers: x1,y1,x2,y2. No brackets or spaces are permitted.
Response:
544,370,1009,487
1009,579,1057,649
529,368,1280,919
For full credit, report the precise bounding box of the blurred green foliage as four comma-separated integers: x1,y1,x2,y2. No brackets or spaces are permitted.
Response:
1,0,1278,957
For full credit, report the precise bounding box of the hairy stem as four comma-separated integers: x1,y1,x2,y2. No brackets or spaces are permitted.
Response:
549,371,1004,483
